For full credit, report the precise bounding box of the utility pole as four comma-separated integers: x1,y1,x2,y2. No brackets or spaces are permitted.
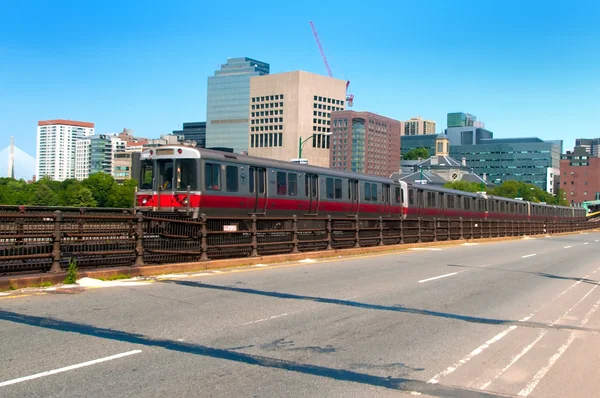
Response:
8,136,14,179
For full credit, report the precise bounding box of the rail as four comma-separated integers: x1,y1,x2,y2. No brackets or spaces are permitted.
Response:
0,208,595,274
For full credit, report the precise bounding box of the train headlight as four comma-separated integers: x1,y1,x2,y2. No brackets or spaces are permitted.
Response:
142,198,148,205
183,197,189,205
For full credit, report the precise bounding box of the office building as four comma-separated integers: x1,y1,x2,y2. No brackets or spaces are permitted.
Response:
36,119,95,181
113,151,141,183
401,134,439,158
449,137,561,193
575,138,600,157
329,111,401,177
248,70,347,167
173,122,206,148
206,57,269,153
560,146,600,205
447,112,477,128
74,134,125,180
74,139,91,180
403,116,436,136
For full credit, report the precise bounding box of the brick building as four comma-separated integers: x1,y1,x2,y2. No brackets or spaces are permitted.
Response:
560,146,600,205
329,110,402,177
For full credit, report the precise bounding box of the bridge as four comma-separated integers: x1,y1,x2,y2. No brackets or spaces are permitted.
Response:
1,226,600,397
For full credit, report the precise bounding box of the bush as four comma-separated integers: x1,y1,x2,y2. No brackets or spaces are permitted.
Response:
64,258,78,284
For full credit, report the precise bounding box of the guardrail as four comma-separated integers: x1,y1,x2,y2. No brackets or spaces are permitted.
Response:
0,209,595,274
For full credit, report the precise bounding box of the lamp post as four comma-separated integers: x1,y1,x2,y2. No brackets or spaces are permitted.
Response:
298,132,332,159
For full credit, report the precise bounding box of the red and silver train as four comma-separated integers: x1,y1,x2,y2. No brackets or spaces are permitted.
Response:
135,146,586,222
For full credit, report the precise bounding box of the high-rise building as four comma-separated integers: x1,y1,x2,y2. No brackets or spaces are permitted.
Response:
449,137,560,193
329,111,402,177
575,138,600,157
74,134,125,180
403,116,436,136
561,146,600,204
173,122,206,148
447,112,477,128
248,71,347,167
400,134,440,158
206,57,270,153
36,119,95,181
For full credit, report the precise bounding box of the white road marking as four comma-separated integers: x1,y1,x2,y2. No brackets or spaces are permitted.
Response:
595,240,599,242
427,314,533,384
0,350,142,387
462,243,479,246
518,297,600,396
481,284,599,390
254,264,269,267
584,242,589,245
418,272,459,283
298,259,316,263
522,254,537,258
479,264,491,268
564,246,572,249
410,248,443,251
240,311,303,326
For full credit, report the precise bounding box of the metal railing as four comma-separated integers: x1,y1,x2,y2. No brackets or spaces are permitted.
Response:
0,208,595,274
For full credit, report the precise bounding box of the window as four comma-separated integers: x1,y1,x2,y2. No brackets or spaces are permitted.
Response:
140,160,153,190
409,189,414,206
371,184,377,202
447,195,454,209
288,173,297,196
277,171,287,195
158,160,173,190
364,183,371,201
205,163,221,191
463,197,469,210
249,168,255,193
176,159,196,190
326,178,334,199
395,186,402,203
335,179,342,199
226,166,238,192
258,168,266,194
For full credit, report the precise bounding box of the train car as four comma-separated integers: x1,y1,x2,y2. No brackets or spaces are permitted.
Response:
135,146,585,223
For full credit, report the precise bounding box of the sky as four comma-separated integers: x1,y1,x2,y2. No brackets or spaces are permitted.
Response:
1,0,599,157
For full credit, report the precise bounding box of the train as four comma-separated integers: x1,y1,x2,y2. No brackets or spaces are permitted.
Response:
135,146,586,223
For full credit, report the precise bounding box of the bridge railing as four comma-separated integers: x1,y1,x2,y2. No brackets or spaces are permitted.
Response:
0,210,595,275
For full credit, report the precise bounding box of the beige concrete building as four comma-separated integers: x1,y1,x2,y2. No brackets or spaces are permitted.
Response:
248,71,347,167
403,116,436,136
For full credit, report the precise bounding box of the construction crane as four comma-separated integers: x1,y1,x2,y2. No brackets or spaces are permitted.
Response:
309,21,354,107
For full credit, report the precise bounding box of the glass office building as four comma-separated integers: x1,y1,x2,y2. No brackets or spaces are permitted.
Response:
400,134,438,157
205,57,269,153
173,122,206,148
449,137,560,191
447,112,476,128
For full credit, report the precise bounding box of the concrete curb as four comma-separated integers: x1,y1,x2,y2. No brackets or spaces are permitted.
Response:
1,228,597,291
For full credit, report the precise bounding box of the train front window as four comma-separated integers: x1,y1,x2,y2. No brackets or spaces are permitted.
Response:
140,160,153,190
176,159,196,191
158,160,173,191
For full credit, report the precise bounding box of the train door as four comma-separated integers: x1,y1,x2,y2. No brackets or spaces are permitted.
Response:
248,167,268,214
348,179,359,216
305,174,319,215
383,184,391,217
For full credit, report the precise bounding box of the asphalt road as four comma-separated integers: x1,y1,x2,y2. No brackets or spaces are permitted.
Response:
2,232,600,397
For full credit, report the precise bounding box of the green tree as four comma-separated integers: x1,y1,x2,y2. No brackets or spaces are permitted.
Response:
403,147,431,160
30,183,59,206
82,173,116,207
67,186,97,207
443,181,483,193
105,179,138,208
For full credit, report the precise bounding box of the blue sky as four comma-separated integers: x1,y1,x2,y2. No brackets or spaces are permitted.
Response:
1,0,599,157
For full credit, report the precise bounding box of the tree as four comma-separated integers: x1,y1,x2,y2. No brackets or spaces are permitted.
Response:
67,186,97,207
403,147,431,160
30,183,59,206
82,173,116,207
443,181,483,193
105,179,138,208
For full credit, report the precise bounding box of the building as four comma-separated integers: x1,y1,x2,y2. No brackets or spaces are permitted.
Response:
329,111,401,177
173,122,206,148
401,134,439,158
74,134,125,180
447,112,477,128
36,119,94,181
449,137,561,193
206,57,270,153
560,146,600,205
403,116,436,136
113,151,141,183
393,135,490,187
247,70,347,167
575,138,600,157
116,129,149,148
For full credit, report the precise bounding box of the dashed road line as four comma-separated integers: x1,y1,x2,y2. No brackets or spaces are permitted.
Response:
564,246,572,249
522,254,537,258
418,272,460,283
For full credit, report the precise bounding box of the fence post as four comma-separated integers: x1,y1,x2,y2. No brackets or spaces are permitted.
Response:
459,217,464,240
291,215,299,253
200,214,209,261
432,217,437,242
250,214,258,257
134,212,144,266
326,215,333,250
417,217,422,243
49,210,63,273
378,216,385,246
354,215,360,248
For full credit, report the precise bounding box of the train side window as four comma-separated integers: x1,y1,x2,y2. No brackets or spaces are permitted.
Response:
305,175,310,197
225,166,238,192
277,171,287,195
427,192,436,207
509,202,515,213
140,160,153,190
371,184,378,202
258,168,266,194
395,187,401,204
311,175,318,197
205,163,221,191
463,197,470,210
409,189,414,206
364,183,371,201
249,167,255,193
288,173,297,196
326,178,334,199
334,179,342,199
447,195,454,209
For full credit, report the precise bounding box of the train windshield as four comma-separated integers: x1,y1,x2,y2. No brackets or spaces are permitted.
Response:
139,160,154,190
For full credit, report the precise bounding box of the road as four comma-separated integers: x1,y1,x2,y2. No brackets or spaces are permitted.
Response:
2,232,600,397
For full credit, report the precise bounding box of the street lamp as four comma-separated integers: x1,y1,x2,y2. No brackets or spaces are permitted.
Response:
298,132,332,159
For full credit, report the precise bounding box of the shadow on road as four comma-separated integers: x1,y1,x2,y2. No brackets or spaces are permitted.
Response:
162,280,598,333
0,309,502,398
